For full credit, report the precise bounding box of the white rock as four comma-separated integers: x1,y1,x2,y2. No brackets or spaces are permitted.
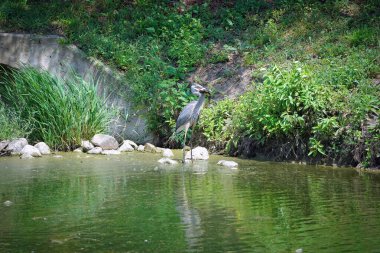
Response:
87,147,102,154
20,145,42,157
34,142,51,155
6,138,28,154
162,149,174,157
53,155,63,158
73,148,83,153
3,200,13,206
137,145,144,152
101,150,121,155
81,140,94,152
185,147,209,160
158,158,178,165
91,134,119,150
295,249,303,253
20,153,34,159
217,160,238,169
118,142,134,152
144,143,158,153
123,140,138,150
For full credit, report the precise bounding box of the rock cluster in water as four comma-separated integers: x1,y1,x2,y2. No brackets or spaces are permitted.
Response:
0,138,51,159
0,134,239,169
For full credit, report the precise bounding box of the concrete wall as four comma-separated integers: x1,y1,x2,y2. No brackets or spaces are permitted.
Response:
0,32,154,143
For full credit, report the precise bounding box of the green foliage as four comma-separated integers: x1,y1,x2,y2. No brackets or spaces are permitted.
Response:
1,67,113,150
198,99,234,145
168,18,206,69
346,27,378,47
0,0,379,165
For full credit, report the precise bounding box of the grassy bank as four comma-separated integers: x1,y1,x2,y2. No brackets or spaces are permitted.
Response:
0,67,113,150
0,0,379,166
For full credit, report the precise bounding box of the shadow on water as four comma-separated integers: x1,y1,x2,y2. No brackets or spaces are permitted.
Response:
1,152,380,252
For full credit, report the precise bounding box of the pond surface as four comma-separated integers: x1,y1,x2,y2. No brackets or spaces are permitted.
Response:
1,152,380,253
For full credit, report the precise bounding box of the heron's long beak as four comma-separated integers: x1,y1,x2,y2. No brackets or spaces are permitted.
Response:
200,88,210,94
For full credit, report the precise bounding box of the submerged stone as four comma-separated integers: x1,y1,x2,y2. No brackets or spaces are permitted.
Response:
158,158,178,165
20,153,34,159
3,200,13,207
217,160,238,169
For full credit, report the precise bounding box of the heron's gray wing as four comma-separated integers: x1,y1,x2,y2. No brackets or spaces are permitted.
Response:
176,101,197,133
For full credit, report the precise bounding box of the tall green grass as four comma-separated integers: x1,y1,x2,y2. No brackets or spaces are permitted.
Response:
1,67,113,150
0,102,29,140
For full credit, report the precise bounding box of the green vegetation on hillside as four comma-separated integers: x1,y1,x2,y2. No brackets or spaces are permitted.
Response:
0,0,379,166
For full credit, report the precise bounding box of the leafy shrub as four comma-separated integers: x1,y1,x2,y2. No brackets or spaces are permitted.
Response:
1,67,113,150
198,99,234,146
168,18,206,69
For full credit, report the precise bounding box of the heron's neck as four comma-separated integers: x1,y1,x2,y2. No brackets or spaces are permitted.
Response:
195,93,206,112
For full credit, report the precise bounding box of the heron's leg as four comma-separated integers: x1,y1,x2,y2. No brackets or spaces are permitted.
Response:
189,125,196,162
182,125,189,163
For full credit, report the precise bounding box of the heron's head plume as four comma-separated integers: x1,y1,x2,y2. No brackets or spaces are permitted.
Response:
191,83,210,96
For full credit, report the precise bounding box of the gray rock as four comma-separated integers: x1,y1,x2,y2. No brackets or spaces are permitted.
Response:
158,158,178,165
295,249,303,253
137,145,144,152
162,149,174,158
123,140,138,150
118,141,134,152
0,140,9,152
81,140,94,152
34,142,51,155
185,147,209,160
144,143,158,153
217,160,238,169
101,150,121,155
20,145,42,157
91,134,119,150
87,147,102,154
6,138,28,154
20,153,34,159
3,200,13,207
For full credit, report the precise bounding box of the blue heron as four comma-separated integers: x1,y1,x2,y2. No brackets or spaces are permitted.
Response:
176,83,210,163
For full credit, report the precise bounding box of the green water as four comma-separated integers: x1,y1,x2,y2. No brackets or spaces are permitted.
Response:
1,152,380,253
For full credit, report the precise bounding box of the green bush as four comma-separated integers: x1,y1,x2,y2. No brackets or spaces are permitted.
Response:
1,67,113,150
168,18,206,69
198,99,234,145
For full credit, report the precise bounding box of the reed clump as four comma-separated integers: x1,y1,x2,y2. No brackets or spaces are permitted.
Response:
1,67,113,150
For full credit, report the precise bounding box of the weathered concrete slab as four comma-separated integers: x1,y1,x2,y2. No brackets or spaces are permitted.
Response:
0,33,154,144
